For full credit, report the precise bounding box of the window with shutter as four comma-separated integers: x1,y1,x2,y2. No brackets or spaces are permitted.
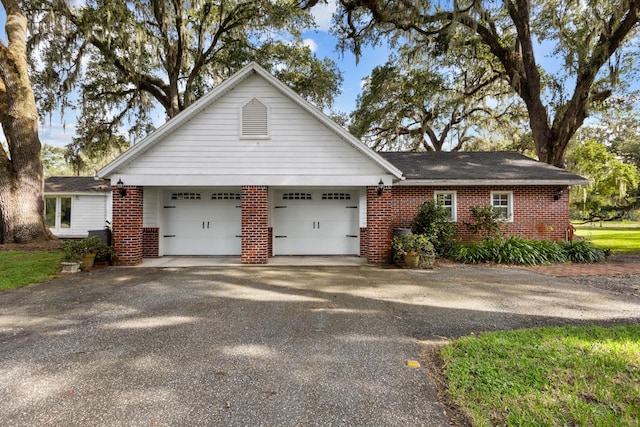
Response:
241,98,269,138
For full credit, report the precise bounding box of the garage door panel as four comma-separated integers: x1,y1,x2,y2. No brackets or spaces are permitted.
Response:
163,191,241,256
273,190,359,255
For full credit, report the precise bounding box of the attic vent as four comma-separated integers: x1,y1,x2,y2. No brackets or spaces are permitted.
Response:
282,193,312,200
322,193,351,200
241,98,268,137
172,192,201,200
211,192,241,200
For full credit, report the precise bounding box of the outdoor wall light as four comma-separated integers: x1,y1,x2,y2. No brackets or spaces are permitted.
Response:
377,179,385,196
116,178,127,197
554,187,563,201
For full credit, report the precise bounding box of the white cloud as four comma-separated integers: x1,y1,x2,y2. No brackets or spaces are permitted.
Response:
303,38,318,52
310,0,337,32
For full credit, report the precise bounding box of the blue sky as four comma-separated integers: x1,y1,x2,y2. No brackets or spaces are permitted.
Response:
29,1,390,148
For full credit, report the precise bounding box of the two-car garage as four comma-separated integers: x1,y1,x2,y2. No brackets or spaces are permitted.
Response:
161,188,361,256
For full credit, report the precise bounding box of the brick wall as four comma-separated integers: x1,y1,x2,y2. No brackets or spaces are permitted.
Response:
241,186,269,264
143,227,159,258
112,186,144,265
387,185,570,240
366,185,393,263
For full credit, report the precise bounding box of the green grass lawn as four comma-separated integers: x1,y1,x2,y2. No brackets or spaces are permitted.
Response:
574,225,640,253
442,325,640,426
0,250,64,291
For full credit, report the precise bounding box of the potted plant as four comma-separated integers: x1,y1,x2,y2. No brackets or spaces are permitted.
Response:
61,236,113,271
60,244,83,273
391,233,436,268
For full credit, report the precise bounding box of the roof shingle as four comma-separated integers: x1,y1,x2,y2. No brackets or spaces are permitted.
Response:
379,151,587,185
44,176,110,193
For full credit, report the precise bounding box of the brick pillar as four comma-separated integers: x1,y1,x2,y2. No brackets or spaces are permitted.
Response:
112,186,144,265
366,186,393,264
241,186,269,264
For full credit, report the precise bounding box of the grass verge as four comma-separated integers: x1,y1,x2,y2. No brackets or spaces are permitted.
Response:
0,250,64,291
574,226,640,253
441,325,640,426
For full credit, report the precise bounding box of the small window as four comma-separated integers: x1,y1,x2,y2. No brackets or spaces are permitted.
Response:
434,191,456,222
282,193,312,200
171,192,201,200
491,191,513,222
322,193,351,200
211,192,241,200
241,98,268,138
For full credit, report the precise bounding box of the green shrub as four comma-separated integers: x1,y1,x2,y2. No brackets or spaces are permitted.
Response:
411,201,457,256
464,205,505,237
452,237,603,265
561,240,606,263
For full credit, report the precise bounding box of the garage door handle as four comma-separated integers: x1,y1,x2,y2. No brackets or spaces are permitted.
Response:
207,221,210,229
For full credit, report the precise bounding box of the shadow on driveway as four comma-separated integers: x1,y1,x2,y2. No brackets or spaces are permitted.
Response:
1,265,639,426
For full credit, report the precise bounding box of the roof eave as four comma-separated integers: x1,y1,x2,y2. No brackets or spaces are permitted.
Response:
396,178,589,186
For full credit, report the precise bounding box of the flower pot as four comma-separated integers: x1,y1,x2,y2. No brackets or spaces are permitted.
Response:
403,251,420,268
81,253,96,271
61,262,81,274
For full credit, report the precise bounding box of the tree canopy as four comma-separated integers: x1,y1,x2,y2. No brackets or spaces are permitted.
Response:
349,44,523,152
331,0,640,167
28,0,342,168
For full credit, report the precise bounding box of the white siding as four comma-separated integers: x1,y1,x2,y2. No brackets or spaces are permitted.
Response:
143,187,159,227
119,75,387,185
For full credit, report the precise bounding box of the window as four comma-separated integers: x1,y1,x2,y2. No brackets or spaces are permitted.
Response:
211,193,241,200
282,193,312,200
322,193,351,200
434,191,456,221
171,192,201,200
45,196,72,231
491,191,513,222
241,98,269,138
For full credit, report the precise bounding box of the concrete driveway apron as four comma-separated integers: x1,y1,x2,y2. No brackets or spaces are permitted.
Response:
1,265,639,426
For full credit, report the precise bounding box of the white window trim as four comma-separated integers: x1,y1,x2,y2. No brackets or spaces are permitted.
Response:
46,195,73,232
490,191,514,222
239,97,270,139
434,191,457,222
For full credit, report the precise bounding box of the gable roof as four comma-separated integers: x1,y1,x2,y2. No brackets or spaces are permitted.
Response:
380,152,588,186
98,62,403,181
45,176,110,193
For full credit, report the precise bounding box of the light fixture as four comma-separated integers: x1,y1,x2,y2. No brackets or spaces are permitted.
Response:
116,178,127,197
377,179,385,196
554,187,563,201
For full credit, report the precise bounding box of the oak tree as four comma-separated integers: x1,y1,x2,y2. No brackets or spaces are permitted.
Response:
0,0,51,243
332,0,640,167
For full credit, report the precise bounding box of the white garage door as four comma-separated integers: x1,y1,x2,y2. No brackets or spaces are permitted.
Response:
163,191,241,255
272,190,359,255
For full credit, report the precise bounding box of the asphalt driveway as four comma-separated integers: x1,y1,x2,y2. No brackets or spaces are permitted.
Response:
1,265,640,426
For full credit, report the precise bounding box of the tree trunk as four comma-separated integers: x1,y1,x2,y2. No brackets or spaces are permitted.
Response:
0,1,52,244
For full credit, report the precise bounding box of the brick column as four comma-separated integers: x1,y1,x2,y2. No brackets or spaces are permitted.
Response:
366,186,393,264
241,186,269,264
112,186,144,265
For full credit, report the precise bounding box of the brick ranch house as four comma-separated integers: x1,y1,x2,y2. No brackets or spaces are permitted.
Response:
97,62,587,265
